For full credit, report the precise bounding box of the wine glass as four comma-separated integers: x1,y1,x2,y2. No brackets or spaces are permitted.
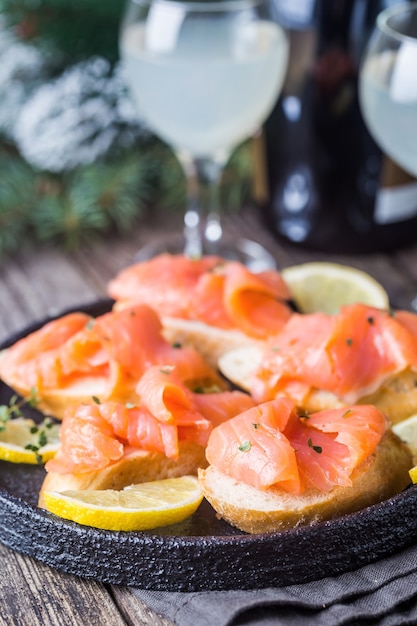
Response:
119,0,289,269
359,1,417,307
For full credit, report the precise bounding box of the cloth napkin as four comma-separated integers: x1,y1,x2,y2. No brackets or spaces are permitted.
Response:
131,540,417,626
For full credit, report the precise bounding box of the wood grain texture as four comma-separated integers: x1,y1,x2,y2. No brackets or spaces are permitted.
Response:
0,543,127,626
110,586,174,626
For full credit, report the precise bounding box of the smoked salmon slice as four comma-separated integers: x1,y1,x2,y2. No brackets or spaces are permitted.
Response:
1,313,91,391
107,254,293,339
108,254,222,319
251,304,417,406
205,398,387,494
192,389,256,428
0,304,224,412
46,366,260,474
46,405,125,474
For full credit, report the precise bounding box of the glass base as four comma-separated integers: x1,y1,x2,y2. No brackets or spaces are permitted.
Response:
133,234,277,272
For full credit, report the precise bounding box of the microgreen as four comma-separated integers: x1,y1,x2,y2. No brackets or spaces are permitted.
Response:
0,388,39,431
308,438,322,454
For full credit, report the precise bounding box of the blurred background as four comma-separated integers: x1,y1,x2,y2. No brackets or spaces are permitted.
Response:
0,0,253,257
1,0,416,259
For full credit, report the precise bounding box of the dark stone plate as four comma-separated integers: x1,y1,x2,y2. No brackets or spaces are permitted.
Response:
1,301,417,591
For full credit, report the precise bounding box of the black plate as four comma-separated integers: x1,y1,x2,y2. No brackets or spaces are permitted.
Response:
1,300,417,591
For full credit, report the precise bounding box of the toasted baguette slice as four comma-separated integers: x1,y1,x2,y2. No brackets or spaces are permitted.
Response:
160,317,261,369
219,346,417,424
219,345,265,389
198,431,412,534
0,352,139,420
359,368,417,425
38,441,207,509
0,348,127,420
218,345,346,412
0,368,131,421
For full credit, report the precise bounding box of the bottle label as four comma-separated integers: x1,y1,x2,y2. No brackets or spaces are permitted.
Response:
374,181,417,224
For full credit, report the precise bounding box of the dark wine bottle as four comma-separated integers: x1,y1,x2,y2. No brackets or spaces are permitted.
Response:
262,0,417,254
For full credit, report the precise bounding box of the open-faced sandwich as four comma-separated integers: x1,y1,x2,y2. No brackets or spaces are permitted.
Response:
0,303,227,419
107,253,294,365
219,303,417,425
198,397,412,533
38,365,255,507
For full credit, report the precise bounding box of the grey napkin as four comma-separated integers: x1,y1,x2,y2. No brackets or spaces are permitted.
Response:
131,541,417,626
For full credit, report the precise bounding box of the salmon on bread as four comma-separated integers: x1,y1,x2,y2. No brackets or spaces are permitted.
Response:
199,398,412,533
219,304,417,425
107,253,293,365
38,365,256,506
0,304,226,420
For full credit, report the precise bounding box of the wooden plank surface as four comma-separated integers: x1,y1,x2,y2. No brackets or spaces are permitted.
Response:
0,543,127,626
1,209,417,625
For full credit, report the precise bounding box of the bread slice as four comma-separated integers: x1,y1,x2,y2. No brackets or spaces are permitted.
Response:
1,374,129,423
219,346,417,424
38,441,207,508
0,355,139,421
218,345,346,413
358,368,417,425
198,431,412,534
160,316,261,369
218,344,264,390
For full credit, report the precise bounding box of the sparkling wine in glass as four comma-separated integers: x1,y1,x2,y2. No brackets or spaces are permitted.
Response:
359,1,417,307
120,0,289,269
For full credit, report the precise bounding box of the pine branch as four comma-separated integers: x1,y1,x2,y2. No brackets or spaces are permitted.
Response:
0,0,120,15
0,150,37,254
30,152,150,249
145,142,186,212
142,140,253,216
0,142,254,257
223,141,253,212
0,0,122,62
67,153,152,233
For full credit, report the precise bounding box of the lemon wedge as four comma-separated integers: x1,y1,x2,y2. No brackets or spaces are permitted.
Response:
282,262,390,314
409,466,417,484
42,475,204,531
0,417,60,464
393,414,417,463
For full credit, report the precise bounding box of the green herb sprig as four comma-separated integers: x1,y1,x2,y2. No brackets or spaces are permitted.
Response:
25,417,57,463
0,388,58,463
0,388,39,431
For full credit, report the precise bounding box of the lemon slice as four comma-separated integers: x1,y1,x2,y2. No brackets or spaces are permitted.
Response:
0,417,60,464
43,475,204,531
409,465,417,484
393,414,417,462
282,262,390,314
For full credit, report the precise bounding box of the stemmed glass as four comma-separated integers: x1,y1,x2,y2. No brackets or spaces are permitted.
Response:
359,1,417,307
119,0,289,269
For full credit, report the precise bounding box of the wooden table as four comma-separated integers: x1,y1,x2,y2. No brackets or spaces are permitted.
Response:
1,207,417,625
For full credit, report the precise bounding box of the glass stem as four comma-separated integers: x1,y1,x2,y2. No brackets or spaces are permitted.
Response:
195,155,228,255
177,151,228,257
177,151,203,258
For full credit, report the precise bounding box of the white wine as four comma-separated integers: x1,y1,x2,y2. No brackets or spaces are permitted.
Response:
360,49,417,178
262,0,417,253
121,20,288,158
